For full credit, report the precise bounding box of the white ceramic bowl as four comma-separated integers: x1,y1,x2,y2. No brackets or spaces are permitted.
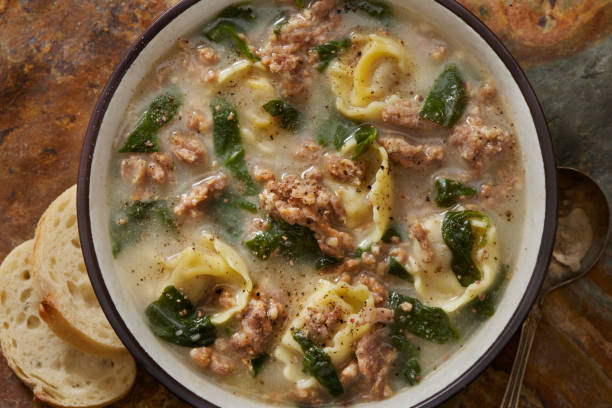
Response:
77,1,558,406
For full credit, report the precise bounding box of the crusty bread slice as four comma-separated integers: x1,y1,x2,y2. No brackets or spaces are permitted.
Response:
0,240,137,407
32,185,125,356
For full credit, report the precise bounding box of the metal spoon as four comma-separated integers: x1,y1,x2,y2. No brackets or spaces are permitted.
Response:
500,167,611,408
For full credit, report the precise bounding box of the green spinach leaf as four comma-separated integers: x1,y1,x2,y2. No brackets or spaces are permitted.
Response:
465,264,509,320
316,38,350,71
111,200,176,257
145,286,216,347
434,178,476,207
315,110,357,150
292,330,343,396
272,12,288,37
441,210,489,287
391,333,421,385
381,224,404,243
263,99,300,131
118,89,182,153
208,191,257,239
420,64,466,127
250,353,267,377
350,124,377,159
210,98,258,194
203,4,259,61
388,257,413,282
350,0,392,20
388,292,458,343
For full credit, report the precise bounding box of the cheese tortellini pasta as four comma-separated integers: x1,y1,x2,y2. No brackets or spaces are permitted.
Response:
165,233,253,324
274,279,374,389
404,213,500,312
328,33,412,120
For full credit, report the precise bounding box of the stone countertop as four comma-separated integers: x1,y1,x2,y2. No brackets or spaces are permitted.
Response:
0,1,610,407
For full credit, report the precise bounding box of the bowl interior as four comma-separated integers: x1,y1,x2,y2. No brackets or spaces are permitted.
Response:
82,0,554,406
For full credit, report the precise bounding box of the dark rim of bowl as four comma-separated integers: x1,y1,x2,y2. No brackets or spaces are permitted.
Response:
77,1,558,407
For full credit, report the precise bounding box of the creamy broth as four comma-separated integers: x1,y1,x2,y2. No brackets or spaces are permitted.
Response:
108,0,524,405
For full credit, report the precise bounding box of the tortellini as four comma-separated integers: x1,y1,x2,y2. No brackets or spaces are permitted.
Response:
274,280,374,389
165,233,253,324
329,143,392,249
404,213,500,312
328,33,412,120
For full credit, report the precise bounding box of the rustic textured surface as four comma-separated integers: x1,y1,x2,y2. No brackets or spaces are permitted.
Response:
0,0,610,407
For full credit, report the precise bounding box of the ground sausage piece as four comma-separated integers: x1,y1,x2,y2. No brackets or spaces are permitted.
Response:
360,307,394,325
340,360,361,387
185,110,211,134
449,114,513,170
325,153,365,185
190,347,212,368
382,99,437,130
355,331,398,400
303,305,343,344
412,223,434,263
379,137,444,170
148,153,173,183
174,173,227,216
259,0,341,97
120,155,148,185
231,294,285,357
292,140,320,162
209,353,234,376
170,132,206,164
259,171,353,257
197,46,220,65
355,273,388,307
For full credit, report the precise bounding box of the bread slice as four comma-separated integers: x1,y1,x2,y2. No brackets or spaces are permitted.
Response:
32,185,125,356
0,240,137,407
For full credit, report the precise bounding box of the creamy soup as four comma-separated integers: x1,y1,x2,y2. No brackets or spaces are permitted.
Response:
108,0,524,405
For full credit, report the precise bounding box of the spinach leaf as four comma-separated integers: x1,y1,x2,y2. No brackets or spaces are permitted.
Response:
465,264,509,320
145,286,216,347
381,224,404,243
420,64,466,127
388,257,413,282
245,217,335,268
263,99,300,131
315,110,357,150
250,353,267,377
350,0,392,20
388,292,458,343
208,191,257,239
292,330,343,396
294,0,309,9
441,210,489,287
118,89,182,153
203,4,259,61
316,38,350,71
111,200,176,257
210,98,258,195
272,12,288,38
391,334,421,385
434,178,476,207
350,124,377,159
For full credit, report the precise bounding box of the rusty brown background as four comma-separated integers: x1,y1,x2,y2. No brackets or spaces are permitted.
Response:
0,0,610,407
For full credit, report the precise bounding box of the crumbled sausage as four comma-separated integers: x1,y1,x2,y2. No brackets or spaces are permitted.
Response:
359,307,394,325
412,223,434,263
120,156,148,185
180,39,220,75
217,287,235,309
302,305,343,344
292,140,320,161
355,331,397,400
120,153,174,187
429,42,447,61
148,153,173,183
231,294,285,357
170,132,206,164
190,347,212,368
325,153,365,185
259,172,353,257
185,110,211,134
174,173,227,216
379,137,444,169
449,114,513,170
197,46,220,65
290,388,324,406
259,0,341,97
355,273,388,307
382,99,437,130
210,353,234,376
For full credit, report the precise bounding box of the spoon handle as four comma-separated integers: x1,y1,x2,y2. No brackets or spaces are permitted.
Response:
500,303,543,408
